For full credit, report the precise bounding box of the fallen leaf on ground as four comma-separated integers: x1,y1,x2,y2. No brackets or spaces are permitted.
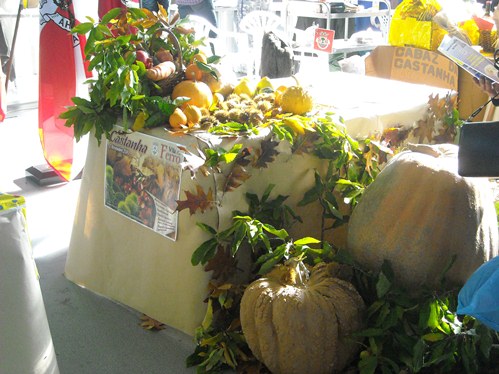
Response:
139,314,166,331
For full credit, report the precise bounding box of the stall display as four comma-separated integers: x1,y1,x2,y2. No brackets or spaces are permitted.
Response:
60,6,498,374
62,1,459,334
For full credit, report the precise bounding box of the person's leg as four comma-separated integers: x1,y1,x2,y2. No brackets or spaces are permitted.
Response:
158,0,170,11
178,4,193,19
190,0,218,27
141,0,159,11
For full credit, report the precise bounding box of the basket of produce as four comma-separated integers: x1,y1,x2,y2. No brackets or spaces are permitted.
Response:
150,26,186,96
59,6,224,138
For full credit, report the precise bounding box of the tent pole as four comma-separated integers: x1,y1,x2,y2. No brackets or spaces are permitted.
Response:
5,0,23,91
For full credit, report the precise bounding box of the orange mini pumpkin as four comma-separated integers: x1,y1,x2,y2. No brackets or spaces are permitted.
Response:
171,80,213,109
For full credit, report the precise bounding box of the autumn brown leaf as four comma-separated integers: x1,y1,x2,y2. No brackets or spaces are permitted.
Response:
413,118,435,143
252,139,279,168
236,147,252,167
224,165,251,192
205,247,237,281
427,93,446,119
139,314,166,331
382,126,410,148
176,185,215,215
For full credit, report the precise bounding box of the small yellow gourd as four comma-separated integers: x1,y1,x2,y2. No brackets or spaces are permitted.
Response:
280,86,314,115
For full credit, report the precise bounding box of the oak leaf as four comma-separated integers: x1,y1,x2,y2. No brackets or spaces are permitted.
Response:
382,126,410,148
139,314,166,331
413,118,434,143
224,165,251,192
252,139,279,168
427,93,446,119
205,247,237,281
236,147,252,167
176,185,215,215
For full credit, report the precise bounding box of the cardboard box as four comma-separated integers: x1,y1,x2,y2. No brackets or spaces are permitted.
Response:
365,45,458,91
457,67,489,122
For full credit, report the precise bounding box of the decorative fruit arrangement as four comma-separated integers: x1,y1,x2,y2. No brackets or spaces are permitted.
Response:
240,260,365,374
61,7,499,374
60,6,224,140
60,6,317,140
347,143,499,289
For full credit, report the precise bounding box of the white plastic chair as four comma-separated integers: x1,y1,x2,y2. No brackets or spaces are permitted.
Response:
238,10,287,77
288,25,330,75
183,15,224,54
370,0,391,39
183,15,242,77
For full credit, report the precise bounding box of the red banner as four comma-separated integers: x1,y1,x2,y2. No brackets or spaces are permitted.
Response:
38,0,82,181
98,0,126,19
39,1,91,181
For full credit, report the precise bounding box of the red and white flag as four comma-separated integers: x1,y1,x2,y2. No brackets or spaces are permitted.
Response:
38,0,95,181
98,0,126,19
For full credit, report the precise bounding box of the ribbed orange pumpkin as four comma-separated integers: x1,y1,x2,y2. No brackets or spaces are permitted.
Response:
348,144,498,289
240,261,365,374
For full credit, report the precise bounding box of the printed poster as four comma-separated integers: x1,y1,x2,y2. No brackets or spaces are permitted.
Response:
105,127,183,241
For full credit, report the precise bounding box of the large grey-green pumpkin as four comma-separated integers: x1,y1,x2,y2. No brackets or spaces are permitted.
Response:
348,144,498,289
240,261,365,374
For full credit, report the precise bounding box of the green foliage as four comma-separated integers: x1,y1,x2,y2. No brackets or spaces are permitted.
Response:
187,190,328,373
203,144,244,168
352,261,499,374
187,186,498,374
295,114,379,242
185,286,255,373
60,8,205,144
237,184,302,229
189,207,499,373
208,121,260,136
187,113,388,373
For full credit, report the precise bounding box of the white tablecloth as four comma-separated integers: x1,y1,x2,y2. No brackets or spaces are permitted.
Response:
296,71,453,139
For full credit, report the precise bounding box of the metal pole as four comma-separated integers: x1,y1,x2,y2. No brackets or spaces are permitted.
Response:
5,0,23,91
